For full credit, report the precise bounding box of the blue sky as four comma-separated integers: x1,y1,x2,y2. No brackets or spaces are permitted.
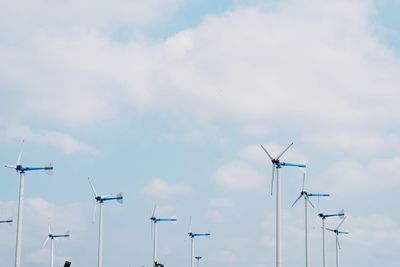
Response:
0,0,400,266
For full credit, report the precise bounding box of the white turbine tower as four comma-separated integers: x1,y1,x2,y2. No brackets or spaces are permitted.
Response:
42,225,70,267
261,143,306,267
150,206,177,267
318,210,345,267
88,178,123,267
5,140,53,267
326,216,349,267
291,173,330,267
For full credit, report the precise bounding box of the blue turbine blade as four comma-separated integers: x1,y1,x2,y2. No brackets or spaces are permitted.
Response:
307,193,330,197
279,162,306,168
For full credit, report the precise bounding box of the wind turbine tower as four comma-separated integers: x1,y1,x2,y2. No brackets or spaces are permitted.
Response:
326,216,349,267
292,173,330,267
318,210,345,267
88,178,123,267
261,143,306,267
150,206,177,267
42,225,70,267
5,141,53,267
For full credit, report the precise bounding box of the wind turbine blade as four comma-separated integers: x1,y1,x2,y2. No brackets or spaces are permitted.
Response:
17,140,24,165
5,165,17,169
152,205,157,218
325,228,335,232
270,166,275,196
42,237,49,248
291,194,303,207
337,237,342,250
260,145,273,160
48,224,51,235
150,221,154,241
92,203,97,224
88,178,98,197
302,173,306,191
337,216,347,230
305,196,315,208
65,231,70,238
276,142,293,160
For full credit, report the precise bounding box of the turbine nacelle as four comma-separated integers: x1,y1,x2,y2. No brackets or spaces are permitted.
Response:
318,209,345,220
95,193,123,204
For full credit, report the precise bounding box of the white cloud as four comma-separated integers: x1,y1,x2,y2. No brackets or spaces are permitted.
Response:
0,0,183,39
206,210,224,224
214,160,264,191
5,124,99,155
314,157,400,194
24,198,89,233
303,131,400,157
1,0,399,129
141,179,192,199
208,198,234,208
347,214,400,248
219,250,238,264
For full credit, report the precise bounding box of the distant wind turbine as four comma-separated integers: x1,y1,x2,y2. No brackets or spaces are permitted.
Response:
150,206,176,267
88,178,123,267
318,210,345,267
195,256,202,267
291,173,330,267
42,225,70,267
5,140,53,267
326,216,349,267
188,219,210,267
261,143,306,267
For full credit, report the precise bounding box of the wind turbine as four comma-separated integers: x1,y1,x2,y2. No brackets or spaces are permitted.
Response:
150,206,177,267
318,210,345,267
188,220,210,267
42,225,70,267
88,178,123,267
5,140,53,267
260,142,306,267
195,256,202,267
326,216,349,267
291,173,330,267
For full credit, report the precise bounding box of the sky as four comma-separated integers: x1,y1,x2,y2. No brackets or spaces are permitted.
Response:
0,0,400,266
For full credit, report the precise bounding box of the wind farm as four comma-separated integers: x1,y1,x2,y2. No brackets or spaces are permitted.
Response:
0,140,356,267
1,2,399,266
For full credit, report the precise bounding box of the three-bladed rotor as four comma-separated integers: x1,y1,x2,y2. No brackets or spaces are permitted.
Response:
43,225,70,248
5,140,54,174
326,216,349,250
292,173,330,208
261,142,306,195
